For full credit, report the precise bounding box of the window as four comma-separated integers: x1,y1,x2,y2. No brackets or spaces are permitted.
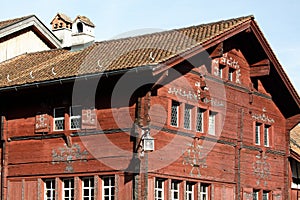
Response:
291,159,300,189
200,184,209,200
253,190,259,200
54,107,65,131
63,178,74,200
82,177,94,200
171,101,179,127
264,125,270,147
255,123,261,145
263,191,269,200
77,22,83,33
218,65,225,78
184,105,192,130
103,176,115,200
186,182,194,200
228,68,235,81
70,106,82,130
171,180,180,200
155,179,164,200
196,108,205,132
208,111,216,135
44,179,56,200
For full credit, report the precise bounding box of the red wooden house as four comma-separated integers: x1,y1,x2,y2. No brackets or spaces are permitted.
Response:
0,15,298,200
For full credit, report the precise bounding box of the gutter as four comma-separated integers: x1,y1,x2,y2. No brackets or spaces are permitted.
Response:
0,65,154,92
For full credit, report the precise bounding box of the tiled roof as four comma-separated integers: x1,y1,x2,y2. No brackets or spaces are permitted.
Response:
290,125,300,155
0,15,34,30
51,13,72,24
74,15,95,27
0,15,253,88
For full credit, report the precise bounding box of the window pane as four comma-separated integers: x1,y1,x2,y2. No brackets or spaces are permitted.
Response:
255,123,261,145
171,101,179,127
264,125,270,146
208,112,216,135
184,105,192,130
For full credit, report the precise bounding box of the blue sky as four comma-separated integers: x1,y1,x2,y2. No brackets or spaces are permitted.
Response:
2,0,299,94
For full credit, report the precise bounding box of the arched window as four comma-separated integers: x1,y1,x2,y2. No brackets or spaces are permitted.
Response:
77,22,83,33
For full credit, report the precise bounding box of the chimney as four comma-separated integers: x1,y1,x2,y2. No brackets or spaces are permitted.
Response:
51,13,95,50
50,13,73,47
71,15,95,51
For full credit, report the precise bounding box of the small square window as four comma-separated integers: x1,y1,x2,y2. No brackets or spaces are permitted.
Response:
253,189,259,200
171,180,180,200
186,182,195,200
44,179,56,200
70,105,82,130
155,179,165,200
200,184,209,200
82,177,94,200
103,176,115,200
54,107,65,131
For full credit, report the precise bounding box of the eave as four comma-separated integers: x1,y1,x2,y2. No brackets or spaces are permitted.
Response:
0,15,61,48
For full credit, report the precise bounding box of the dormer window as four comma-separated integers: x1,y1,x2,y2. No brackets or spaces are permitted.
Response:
77,22,83,33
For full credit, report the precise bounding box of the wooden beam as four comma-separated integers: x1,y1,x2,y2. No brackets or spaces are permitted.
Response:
210,42,223,58
250,59,270,77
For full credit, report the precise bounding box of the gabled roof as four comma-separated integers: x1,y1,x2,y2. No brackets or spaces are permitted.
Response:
73,15,95,27
0,15,61,48
50,13,72,24
0,15,298,117
290,125,300,156
0,15,34,30
0,15,253,87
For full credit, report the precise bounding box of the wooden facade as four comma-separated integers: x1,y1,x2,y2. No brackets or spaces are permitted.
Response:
0,15,299,200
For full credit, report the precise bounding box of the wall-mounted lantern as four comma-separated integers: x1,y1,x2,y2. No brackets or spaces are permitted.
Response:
142,129,154,152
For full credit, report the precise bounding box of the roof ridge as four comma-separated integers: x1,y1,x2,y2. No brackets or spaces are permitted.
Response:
94,15,254,45
0,14,36,30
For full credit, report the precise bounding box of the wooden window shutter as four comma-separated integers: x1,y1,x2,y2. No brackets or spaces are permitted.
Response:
242,188,253,200
81,108,97,129
35,114,49,133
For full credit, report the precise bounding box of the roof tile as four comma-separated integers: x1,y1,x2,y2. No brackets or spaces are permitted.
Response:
0,15,253,88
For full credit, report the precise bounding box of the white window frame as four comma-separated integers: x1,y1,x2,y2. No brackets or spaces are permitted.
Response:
82,177,94,200
69,105,82,130
53,107,65,131
102,176,115,200
155,179,164,200
255,123,261,145
228,68,235,81
184,104,192,130
264,125,270,147
186,182,194,200
171,180,180,200
218,65,224,78
263,191,269,200
170,101,179,127
208,111,216,135
200,184,208,200
44,179,56,200
196,108,205,132
253,190,259,200
62,178,74,200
